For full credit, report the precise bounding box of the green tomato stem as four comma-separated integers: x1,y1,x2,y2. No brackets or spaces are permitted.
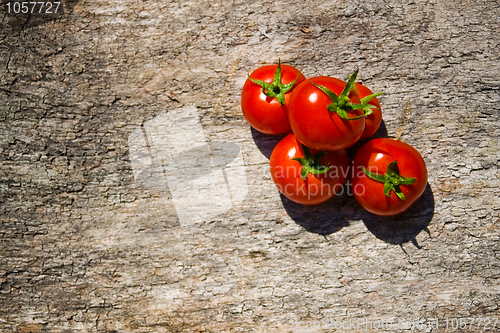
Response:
312,69,383,120
360,160,416,200
248,59,301,105
292,144,330,180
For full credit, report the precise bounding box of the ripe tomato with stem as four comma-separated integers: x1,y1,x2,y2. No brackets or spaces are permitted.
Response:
270,133,350,205
351,138,428,216
287,70,378,151
241,61,306,135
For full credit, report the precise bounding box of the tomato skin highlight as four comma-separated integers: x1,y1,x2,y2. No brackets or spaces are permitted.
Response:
270,133,350,205
355,83,382,140
288,76,365,151
241,64,306,135
351,138,428,216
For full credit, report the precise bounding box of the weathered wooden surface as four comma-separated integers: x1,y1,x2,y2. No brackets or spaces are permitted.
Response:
1,0,500,332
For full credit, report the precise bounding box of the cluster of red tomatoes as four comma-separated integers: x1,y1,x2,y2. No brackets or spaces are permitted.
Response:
241,62,428,216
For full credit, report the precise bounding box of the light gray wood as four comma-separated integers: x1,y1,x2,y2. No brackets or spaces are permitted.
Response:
1,0,499,331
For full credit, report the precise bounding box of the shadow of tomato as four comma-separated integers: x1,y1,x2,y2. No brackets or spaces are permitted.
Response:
359,183,435,247
250,127,287,160
280,189,356,235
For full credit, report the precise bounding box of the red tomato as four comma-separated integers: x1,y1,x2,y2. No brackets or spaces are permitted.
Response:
355,83,382,140
241,63,306,135
351,138,428,216
270,133,350,205
288,76,365,151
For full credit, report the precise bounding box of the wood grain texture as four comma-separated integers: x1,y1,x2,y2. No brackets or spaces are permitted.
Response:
1,0,499,332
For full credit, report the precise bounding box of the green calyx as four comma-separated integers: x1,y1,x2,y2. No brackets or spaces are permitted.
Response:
292,144,330,180
311,69,383,120
361,161,416,200
248,60,300,105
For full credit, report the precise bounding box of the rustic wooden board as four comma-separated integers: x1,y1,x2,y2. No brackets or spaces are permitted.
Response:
1,0,500,332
